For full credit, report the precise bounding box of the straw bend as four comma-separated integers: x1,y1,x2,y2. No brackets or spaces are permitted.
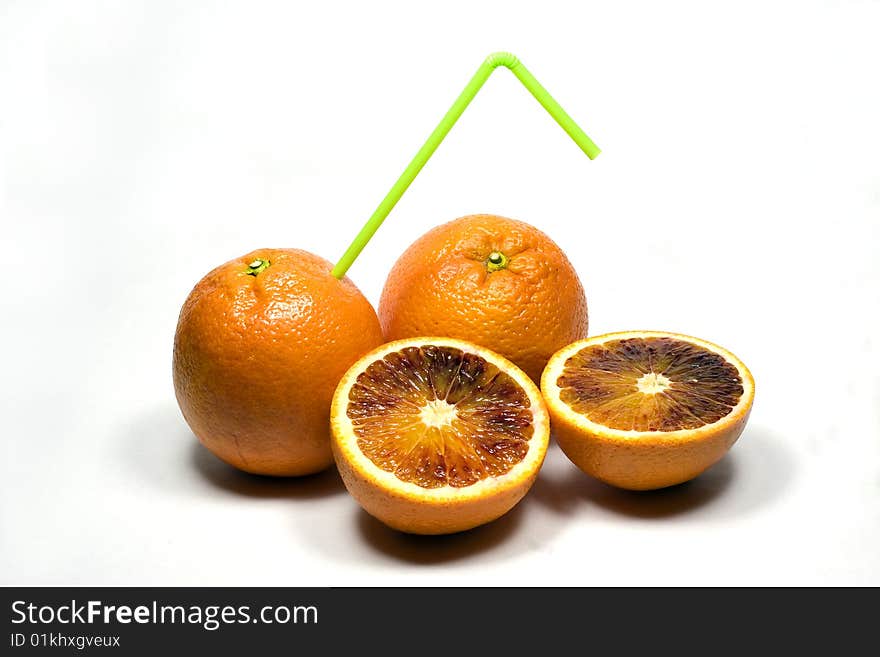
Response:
484,51,520,69
331,52,600,279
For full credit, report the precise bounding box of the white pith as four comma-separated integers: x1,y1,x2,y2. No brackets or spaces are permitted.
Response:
419,399,458,428
636,371,671,395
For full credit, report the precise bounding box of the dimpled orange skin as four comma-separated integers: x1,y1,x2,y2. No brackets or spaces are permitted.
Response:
173,248,384,476
550,408,752,491
378,215,588,383
334,453,537,534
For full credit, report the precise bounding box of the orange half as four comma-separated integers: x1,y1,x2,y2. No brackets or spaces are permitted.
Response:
331,337,549,534
541,331,755,490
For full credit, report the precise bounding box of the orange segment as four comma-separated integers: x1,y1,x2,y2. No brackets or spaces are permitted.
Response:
331,338,550,535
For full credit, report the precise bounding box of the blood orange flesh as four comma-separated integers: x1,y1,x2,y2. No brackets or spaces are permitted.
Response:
346,344,535,488
556,336,744,432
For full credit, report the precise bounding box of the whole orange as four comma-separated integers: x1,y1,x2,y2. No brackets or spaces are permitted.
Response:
379,214,588,382
173,248,384,476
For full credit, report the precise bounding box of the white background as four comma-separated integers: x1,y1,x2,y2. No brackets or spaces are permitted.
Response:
2,0,878,586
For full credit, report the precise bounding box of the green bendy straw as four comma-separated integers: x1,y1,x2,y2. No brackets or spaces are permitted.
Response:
331,51,601,280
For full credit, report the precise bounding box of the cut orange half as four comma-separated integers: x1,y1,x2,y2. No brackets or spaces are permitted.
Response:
541,331,755,491
331,337,549,534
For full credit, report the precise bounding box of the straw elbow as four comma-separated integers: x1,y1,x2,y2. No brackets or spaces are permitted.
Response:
484,51,520,70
